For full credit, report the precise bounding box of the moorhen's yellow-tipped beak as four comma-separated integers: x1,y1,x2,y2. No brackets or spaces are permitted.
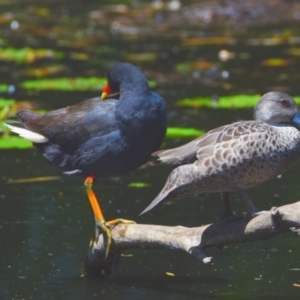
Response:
101,83,111,100
101,92,108,100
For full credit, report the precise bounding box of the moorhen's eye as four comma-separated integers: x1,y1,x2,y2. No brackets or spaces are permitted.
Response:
280,99,288,106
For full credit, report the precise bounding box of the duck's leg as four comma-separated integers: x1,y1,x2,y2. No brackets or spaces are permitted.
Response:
221,192,242,220
84,176,135,257
221,192,234,219
237,188,263,217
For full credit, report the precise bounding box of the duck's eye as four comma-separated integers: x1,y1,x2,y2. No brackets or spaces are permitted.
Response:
280,99,288,106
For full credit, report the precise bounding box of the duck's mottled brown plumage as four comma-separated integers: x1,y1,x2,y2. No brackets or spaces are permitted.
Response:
141,92,300,216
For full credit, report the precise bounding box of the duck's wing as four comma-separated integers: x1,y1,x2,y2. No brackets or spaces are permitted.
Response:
141,122,272,214
8,97,119,148
153,121,268,165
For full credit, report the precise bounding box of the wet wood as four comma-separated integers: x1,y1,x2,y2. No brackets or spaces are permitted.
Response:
84,201,300,277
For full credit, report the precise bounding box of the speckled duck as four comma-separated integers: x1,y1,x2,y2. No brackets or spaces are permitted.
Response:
141,92,300,218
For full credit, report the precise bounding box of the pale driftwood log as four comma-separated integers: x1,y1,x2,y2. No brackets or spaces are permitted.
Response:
84,201,300,277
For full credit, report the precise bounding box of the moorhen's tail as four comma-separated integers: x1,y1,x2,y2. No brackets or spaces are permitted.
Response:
5,110,48,143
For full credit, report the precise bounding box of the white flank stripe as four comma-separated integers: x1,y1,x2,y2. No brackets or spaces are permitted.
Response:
5,123,49,143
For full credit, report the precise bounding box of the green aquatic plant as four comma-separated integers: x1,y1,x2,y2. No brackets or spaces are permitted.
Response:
0,98,45,149
0,84,8,92
294,96,300,104
178,96,213,108
21,77,107,91
0,47,65,63
21,77,156,91
166,127,205,138
128,182,151,188
178,94,300,109
0,98,16,110
178,95,262,109
0,134,32,149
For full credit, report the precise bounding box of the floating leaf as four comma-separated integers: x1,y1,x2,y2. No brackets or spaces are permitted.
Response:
246,36,284,46
0,47,65,63
21,77,107,91
216,95,262,108
24,65,67,77
148,80,156,88
178,94,300,109
0,98,16,109
95,45,113,54
121,254,133,257
166,127,204,138
124,52,158,63
165,272,175,276
0,99,17,120
128,182,151,188
261,58,288,67
178,96,213,108
293,96,300,104
178,94,261,109
184,36,235,46
22,77,156,91
0,100,45,122
176,62,191,72
288,48,300,56
0,84,8,92
176,61,214,72
69,52,90,61
0,106,10,120
0,135,32,149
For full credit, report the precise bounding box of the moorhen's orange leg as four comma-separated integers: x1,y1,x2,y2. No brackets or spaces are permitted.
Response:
84,176,135,257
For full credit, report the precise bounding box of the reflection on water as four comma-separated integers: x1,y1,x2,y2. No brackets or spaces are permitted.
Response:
1,1,300,299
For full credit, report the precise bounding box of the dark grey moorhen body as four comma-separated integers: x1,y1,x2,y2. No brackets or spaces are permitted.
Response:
141,92,300,218
7,62,167,256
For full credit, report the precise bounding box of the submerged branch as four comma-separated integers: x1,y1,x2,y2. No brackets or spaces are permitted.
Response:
84,201,300,277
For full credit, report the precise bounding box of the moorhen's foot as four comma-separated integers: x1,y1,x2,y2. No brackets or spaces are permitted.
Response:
95,219,136,258
105,218,136,227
